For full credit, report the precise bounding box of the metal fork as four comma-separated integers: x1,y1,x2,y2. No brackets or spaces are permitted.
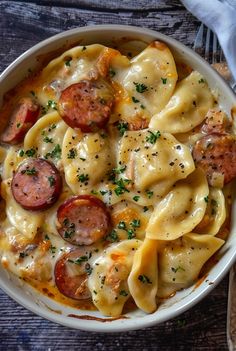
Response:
193,23,236,92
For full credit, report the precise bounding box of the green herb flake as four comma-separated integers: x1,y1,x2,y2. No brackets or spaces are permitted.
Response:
100,190,108,196
127,229,135,239
91,189,98,195
204,196,209,203
133,82,148,93
118,221,126,230
138,274,152,284
114,178,131,196
106,229,119,243
133,195,140,202
25,148,36,157
132,96,140,103
171,266,185,273
113,165,126,174
73,255,88,265
198,78,205,84
21,167,37,176
16,122,21,128
19,150,24,157
146,190,154,199
47,100,57,110
120,290,128,297
67,148,77,159
48,176,55,187
146,130,161,144
30,90,36,97
117,121,129,136
43,136,53,143
130,219,140,228
161,77,167,84
143,206,149,212
19,252,28,258
65,58,72,67
140,104,145,109
82,46,87,51
45,144,61,160
109,68,116,77
77,173,89,183
45,234,50,240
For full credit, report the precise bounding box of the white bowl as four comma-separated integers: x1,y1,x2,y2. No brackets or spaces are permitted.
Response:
0,24,236,332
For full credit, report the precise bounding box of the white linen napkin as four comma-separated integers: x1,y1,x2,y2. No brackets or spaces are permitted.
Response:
181,0,236,81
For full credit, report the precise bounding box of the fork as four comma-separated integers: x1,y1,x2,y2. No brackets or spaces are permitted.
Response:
193,23,236,92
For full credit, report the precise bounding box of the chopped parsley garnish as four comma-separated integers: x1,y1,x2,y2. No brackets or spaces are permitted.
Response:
140,104,145,109
49,124,56,130
69,255,88,265
80,157,86,161
91,189,98,195
133,82,148,93
132,96,140,103
146,190,153,198
161,77,167,84
120,290,128,297
117,121,129,136
45,144,61,159
204,196,209,203
138,274,152,284
106,229,119,242
118,221,126,230
43,136,53,143
127,229,135,239
45,234,50,240
146,130,161,144
25,148,36,157
65,58,72,67
48,176,55,187
113,165,126,174
16,122,21,128
67,148,77,159
19,149,24,157
114,178,131,196
47,100,57,110
109,68,116,77
171,266,185,273
64,222,75,239
82,46,87,51
198,78,205,84
130,219,140,228
77,173,89,183
143,206,149,212
30,90,36,97
100,190,108,196
133,195,140,202
21,167,37,176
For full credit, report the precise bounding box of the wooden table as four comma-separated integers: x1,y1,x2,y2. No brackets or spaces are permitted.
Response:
0,1,230,350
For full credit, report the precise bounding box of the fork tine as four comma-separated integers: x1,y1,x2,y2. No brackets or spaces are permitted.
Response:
212,33,218,64
193,23,204,56
205,27,211,63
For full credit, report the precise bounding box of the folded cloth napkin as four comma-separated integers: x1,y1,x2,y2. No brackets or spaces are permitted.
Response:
181,0,236,82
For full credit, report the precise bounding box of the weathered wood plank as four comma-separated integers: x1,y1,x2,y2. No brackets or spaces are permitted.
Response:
0,277,229,350
8,0,183,11
0,1,199,73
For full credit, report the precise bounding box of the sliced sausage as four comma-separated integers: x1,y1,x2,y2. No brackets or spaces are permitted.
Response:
57,195,110,245
193,133,236,185
1,97,40,144
201,109,231,135
58,80,114,132
11,158,62,211
55,248,92,300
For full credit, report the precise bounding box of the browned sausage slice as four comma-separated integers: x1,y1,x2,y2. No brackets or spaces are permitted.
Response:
193,133,236,185
58,80,114,132
57,195,110,245
11,158,62,210
1,97,40,144
201,109,231,135
55,248,92,300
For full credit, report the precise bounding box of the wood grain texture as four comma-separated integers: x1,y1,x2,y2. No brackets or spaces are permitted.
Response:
0,1,229,350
